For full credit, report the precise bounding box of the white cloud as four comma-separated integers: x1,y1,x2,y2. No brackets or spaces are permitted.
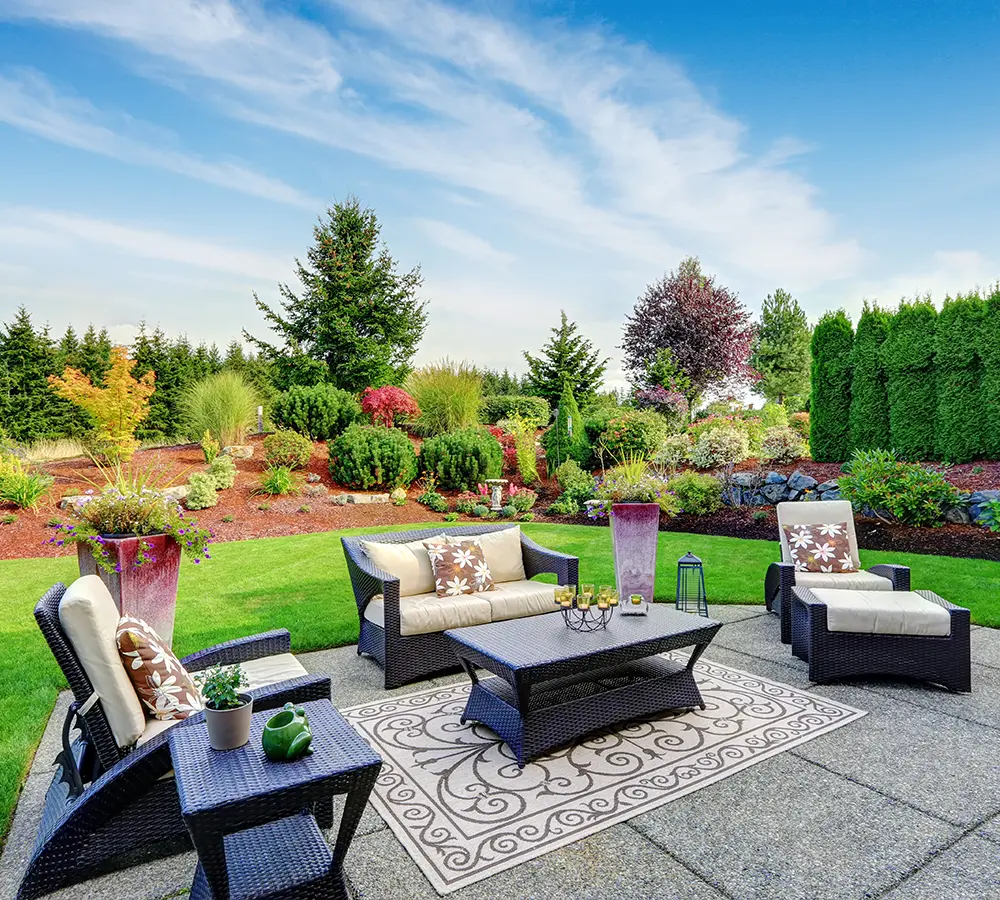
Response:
413,219,513,264
851,250,1000,308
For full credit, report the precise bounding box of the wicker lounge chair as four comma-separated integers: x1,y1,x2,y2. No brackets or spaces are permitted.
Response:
342,524,578,688
18,579,331,900
765,501,910,644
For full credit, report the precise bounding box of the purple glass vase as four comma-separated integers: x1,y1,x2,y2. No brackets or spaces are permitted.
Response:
610,503,660,605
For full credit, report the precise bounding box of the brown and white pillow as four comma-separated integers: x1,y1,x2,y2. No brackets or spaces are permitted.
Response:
116,616,203,721
424,537,495,597
782,522,857,573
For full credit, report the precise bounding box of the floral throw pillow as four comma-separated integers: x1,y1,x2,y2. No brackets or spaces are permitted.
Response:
116,616,203,721
782,522,857,573
424,537,495,597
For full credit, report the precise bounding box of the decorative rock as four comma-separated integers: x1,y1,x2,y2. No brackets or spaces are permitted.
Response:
815,480,839,493
945,506,971,525
820,488,842,501
58,495,86,510
787,471,818,493
765,471,787,485
731,473,759,488
222,445,253,460
787,489,802,502
801,491,819,502
762,482,789,504
746,490,766,507
303,484,328,498
163,485,189,501
330,492,390,506
390,487,407,504
305,473,321,483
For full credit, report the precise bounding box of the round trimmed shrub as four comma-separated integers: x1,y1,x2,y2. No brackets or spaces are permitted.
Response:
207,454,237,490
263,429,314,470
186,472,218,509
666,471,722,515
481,395,550,429
760,426,806,465
690,426,750,469
554,459,595,504
598,410,670,461
272,384,361,441
653,433,692,472
329,425,418,490
420,427,503,491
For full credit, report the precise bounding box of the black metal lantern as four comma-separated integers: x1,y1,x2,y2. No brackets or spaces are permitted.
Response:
676,551,708,617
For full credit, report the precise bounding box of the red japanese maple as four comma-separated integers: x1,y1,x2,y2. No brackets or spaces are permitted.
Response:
361,386,420,428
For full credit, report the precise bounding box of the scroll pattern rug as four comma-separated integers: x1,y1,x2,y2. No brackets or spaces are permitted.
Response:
342,657,865,894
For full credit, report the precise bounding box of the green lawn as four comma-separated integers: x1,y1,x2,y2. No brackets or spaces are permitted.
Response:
2,522,999,848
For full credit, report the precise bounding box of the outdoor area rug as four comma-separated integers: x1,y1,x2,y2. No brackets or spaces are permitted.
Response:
341,656,866,895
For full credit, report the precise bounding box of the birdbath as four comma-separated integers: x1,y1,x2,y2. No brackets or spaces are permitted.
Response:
485,479,508,511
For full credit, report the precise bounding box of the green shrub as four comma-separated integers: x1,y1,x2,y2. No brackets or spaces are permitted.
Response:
688,414,765,456
667,471,722,515
472,504,490,518
759,402,789,429
207,454,237,490
882,298,937,460
263,430,314,469
272,384,362,441
501,504,517,518
329,424,418,490
0,512,16,525
181,371,261,446
443,511,459,522
258,465,302,496
416,479,449,513
690,426,750,469
839,449,958,526
547,495,579,516
186,472,218,509
0,455,53,509
935,293,985,462
509,416,540,485
760,426,806,465
554,459,595,504
849,302,891,452
519,512,535,522
542,381,591,468
481,395,550,429
978,498,1000,532
455,491,481,514
810,309,854,462
652,433,692,472
981,286,1000,457
420,427,503,490
508,486,537,512
790,412,810,444
406,360,483,436
200,430,220,464
598,409,670,462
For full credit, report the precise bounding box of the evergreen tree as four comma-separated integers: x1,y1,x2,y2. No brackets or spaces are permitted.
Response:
809,309,854,462
882,296,937,460
246,197,427,391
481,368,524,396
935,292,984,462
981,285,1000,457
523,311,608,405
749,289,811,405
57,326,81,370
131,325,177,438
0,307,67,441
78,325,112,385
848,301,892,452
541,380,591,469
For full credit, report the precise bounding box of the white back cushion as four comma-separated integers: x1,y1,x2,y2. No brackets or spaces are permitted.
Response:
59,575,146,748
473,527,526,583
360,537,440,597
777,501,860,568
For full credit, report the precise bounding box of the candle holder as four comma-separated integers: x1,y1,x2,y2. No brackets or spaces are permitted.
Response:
561,602,615,632
619,593,649,616
555,585,617,631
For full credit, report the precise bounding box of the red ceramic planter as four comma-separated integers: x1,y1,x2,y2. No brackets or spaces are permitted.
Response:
610,502,660,606
77,533,182,645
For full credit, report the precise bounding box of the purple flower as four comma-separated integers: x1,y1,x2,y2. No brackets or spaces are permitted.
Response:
56,540,64,547
114,564,122,574
193,558,201,564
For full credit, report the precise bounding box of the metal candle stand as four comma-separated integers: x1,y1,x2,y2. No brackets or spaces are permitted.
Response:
561,602,616,632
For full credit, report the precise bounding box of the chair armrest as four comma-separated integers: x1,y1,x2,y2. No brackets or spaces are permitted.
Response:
181,629,292,671
765,562,795,611
248,673,331,710
520,533,579,584
868,564,910,591
341,537,401,616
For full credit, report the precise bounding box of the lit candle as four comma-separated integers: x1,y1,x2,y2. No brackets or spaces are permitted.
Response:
630,594,643,605
597,599,609,610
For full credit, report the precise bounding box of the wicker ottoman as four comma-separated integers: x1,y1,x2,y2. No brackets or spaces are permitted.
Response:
791,587,971,692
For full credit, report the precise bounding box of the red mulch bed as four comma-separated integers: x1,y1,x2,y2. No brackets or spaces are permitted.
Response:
1,440,998,563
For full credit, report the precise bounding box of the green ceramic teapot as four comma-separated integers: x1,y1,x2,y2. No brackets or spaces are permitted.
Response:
262,702,313,762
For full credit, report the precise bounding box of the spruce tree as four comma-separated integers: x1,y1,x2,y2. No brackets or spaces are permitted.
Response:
749,288,812,406
0,307,66,441
78,325,112,385
981,285,1000,457
848,302,891,452
523,311,608,405
809,310,854,462
935,292,985,462
882,297,937,460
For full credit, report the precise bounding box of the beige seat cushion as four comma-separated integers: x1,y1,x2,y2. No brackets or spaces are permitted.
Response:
473,526,526,584
59,575,146,749
810,589,951,636
364,592,493,636
136,652,309,748
793,570,893,592
360,537,444,597
485,580,559,622
777,501,861,569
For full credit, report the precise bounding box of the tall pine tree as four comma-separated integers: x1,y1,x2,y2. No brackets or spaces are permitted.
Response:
882,297,937,460
749,289,811,406
0,308,69,441
848,301,891,452
935,293,984,462
523,311,608,405
809,310,854,462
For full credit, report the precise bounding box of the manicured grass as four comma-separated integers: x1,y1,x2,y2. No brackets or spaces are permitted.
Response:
2,522,999,848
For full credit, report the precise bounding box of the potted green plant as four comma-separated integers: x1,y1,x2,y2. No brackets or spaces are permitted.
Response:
196,664,253,751
47,458,212,646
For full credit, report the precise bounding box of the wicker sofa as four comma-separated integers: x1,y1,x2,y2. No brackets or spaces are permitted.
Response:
342,524,579,688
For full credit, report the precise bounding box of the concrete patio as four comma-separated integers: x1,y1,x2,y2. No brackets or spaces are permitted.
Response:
3,605,999,900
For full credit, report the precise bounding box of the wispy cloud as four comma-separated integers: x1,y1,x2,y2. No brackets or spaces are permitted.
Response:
413,219,513,264
0,68,318,208
854,250,1000,307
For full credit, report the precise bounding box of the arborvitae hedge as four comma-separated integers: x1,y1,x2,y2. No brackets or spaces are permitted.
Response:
980,286,1000,458
809,310,854,462
882,298,937,460
849,302,891,452
935,293,985,462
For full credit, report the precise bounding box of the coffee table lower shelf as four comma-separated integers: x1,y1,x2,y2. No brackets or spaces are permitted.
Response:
460,656,704,767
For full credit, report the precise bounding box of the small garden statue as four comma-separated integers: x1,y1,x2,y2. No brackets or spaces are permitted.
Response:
262,702,314,762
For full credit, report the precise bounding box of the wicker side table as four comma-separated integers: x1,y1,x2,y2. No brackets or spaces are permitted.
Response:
169,699,381,900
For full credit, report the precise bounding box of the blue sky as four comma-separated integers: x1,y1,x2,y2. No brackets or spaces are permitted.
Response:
1,1,998,388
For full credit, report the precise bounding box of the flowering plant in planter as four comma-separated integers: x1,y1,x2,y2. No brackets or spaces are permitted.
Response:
588,456,679,519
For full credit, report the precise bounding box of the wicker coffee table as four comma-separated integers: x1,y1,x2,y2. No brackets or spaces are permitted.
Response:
445,605,722,766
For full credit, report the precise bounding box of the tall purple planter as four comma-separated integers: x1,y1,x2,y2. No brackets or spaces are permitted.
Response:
77,534,182,645
610,503,660,605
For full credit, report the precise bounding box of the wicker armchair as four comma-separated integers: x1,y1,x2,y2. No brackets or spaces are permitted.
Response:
765,501,910,644
342,524,578,688
18,582,331,900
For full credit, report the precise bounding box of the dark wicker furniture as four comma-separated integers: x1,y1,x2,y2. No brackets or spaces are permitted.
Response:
18,583,331,900
342,525,578,688
765,562,911,645
790,586,972,692
170,699,381,900
445,605,722,766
